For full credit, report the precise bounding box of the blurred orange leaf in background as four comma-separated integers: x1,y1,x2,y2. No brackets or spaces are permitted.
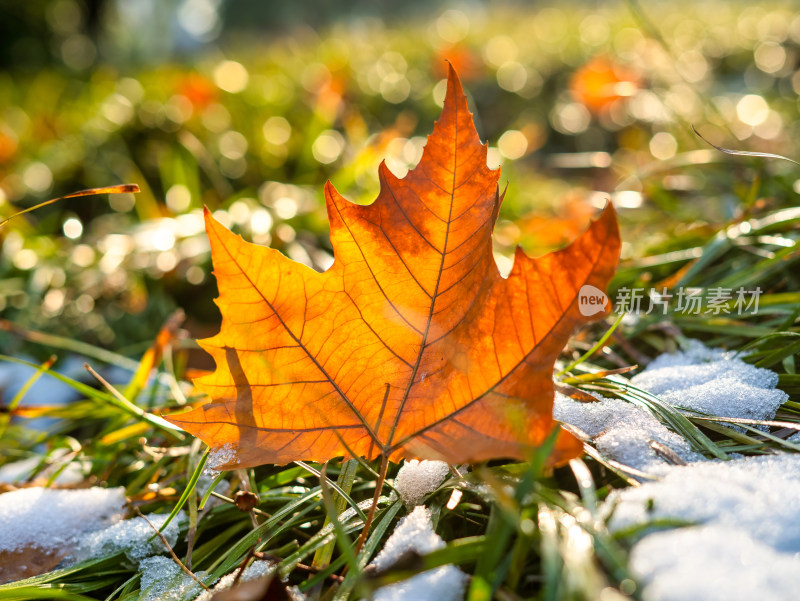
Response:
570,55,640,113
517,194,601,256
177,73,218,109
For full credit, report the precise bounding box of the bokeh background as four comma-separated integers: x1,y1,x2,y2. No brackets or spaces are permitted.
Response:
2,0,799,363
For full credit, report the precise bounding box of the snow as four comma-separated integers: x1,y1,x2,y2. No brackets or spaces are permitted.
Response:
193,560,273,601
634,339,730,369
629,526,800,601
553,394,701,472
553,394,638,439
195,474,229,509
206,444,238,472
593,409,701,470
394,460,450,507
138,556,204,601
0,485,196,590
605,454,800,550
555,339,789,472
370,506,467,601
604,454,800,601
72,512,185,563
660,378,786,427
0,486,125,554
631,340,787,428
371,507,444,571
556,339,800,599
632,357,778,395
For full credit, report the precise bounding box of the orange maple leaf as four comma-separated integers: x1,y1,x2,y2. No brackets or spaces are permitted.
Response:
570,55,639,113
166,66,620,468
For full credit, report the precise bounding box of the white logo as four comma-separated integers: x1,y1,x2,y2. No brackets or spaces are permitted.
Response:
578,284,608,317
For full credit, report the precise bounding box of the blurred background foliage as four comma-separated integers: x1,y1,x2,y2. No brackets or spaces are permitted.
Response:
2,0,800,363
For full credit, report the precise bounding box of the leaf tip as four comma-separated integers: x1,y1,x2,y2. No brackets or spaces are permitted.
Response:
597,198,620,235
444,60,466,105
202,205,219,234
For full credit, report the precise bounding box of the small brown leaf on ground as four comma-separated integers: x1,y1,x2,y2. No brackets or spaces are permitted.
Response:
0,546,67,585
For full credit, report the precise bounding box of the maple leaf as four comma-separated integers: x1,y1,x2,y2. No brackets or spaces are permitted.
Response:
166,66,620,468
569,55,639,113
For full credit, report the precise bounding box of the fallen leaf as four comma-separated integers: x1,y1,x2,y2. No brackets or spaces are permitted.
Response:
570,55,639,113
166,66,620,467
516,193,599,256
0,547,67,584
210,574,290,601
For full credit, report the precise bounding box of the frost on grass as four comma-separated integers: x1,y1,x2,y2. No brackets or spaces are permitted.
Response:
553,394,701,472
138,556,205,601
394,460,450,507
555,339,789,473
632,340,787,428
604,454,800,601
0,486,125,554
370,506,467,601
72,512,185,563
71,512,192,600
193,560,274,601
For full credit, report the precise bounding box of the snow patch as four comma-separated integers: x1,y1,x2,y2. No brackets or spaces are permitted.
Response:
604,454,800,601
553,394,701,472
394,460,450,507
553,394,640,439
605,454,800,550
195,474,229,509
193,560,274,601
72,512,185,563
629,526,800,601
635,339,731,368
206,444,237,472
138,556,204,601
0,486,125,554
0,486,195,589
370,506,467,601
660,378,786,427
555,339,789,472
593,409,701,469
631,341,787,428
